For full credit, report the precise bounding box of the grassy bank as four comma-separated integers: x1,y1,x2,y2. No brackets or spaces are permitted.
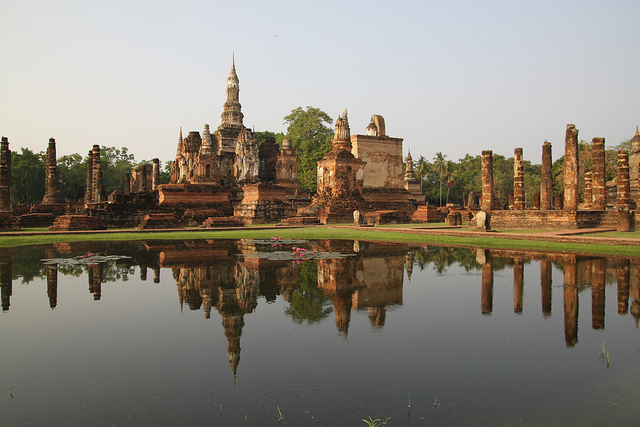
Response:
2,226,640,257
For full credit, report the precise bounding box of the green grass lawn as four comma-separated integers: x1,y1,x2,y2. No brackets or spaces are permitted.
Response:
2,225,640,257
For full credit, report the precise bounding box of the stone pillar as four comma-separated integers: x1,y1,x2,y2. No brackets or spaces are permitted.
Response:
591,137,606,210
513,148,524,210
583,171,593,210
563,124,579,211
540,259,552,317
513,258,524,314
617,258,630,315
533,193,540,210
554,195,563,210
541,141,553,210
92,145,103,203
152,158,160,190
617,150,632,232
0,137,12,212
481,150,493,211
591,258,605,330
85,150,93,204
43,138,64,204
563,256,578,347
124,173,131,196
140,164,148,192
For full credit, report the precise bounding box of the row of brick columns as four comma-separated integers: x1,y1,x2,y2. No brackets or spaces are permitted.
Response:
480,124,634,215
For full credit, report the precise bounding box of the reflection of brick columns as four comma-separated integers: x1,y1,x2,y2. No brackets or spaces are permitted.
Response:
513,148,524,210
152,159,160,190
46,265,58,309
617,258,630,315
541,141,553,210
591,137,606,210
0,136,12,211
89,264,103,300
563,257,578,347
630,261,640,327
513,258,524,314
481,252,493,315
563,124,579,211
583,172,592,210
0,249,13,312
540,259,552,317
153,267,160,283
591,258,605,330
481,150,493,211
140,266,147,281
85,150,93,204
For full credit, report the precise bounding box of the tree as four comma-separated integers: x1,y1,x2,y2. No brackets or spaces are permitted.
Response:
433,152,447,206
413,155,429,193
255,131,286,147
11,148,45,205
283,106,333,193
58,153,86,202
100,146,136,195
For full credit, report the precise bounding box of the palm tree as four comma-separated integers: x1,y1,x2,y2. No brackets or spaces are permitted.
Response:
433,152,447,206
445,170,457,205
414,155,429,193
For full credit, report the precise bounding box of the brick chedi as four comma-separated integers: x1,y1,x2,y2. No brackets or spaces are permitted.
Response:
563,124,579,211
404,151,425,204
275,139,304,196
258,137,279,184
308,109,366,224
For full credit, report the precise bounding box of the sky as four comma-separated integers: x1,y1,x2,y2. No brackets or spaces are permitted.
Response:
1,0,639,166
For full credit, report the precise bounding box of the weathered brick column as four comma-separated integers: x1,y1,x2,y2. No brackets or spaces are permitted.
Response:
513,258,524,314
85,150,93,204
481,150,493,211
140,164,148,192
91,145,104,203
583,171,592,209
563,124,579,211
513,148,524,210
541,141,553,210
591,137,606,210
540,259,552,317
591,258,605,330
0,137,12,212
42,138,64,204
152,158,160,190
617,150,631,232
533,193,540,210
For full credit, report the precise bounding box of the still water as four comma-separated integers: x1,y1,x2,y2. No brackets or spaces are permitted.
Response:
1,239,639,426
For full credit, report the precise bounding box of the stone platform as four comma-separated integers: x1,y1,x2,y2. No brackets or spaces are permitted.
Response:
201,216,244,228
136,213,182,230
49,215,106,231
0,212,20,231
280,216,320,226
486,210,620,230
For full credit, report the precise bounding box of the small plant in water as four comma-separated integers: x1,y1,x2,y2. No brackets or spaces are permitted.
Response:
362,416,391,426
599,342,610,368
277,405,286,425
432,394,441,413
7,385,14,399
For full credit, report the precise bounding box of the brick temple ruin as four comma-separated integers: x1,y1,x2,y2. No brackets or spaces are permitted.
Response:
2,56,640,231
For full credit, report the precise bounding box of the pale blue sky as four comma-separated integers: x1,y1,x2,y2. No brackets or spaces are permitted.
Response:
1,0,638,165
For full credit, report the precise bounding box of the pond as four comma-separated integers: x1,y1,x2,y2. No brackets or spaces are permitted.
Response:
1,238,639,426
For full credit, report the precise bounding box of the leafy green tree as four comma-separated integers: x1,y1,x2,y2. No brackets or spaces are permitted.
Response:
100,146,136,195
11,148,45,205
283,106,333,193
255,131,286,147
58,153,86,202
433,152,447,206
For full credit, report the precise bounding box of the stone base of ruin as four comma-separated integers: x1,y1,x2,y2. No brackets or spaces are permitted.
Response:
475,211,491,231
363,210,412,226
181,209,225,227
487,210,620,230
279,216,320,226
360,187,414,208
0,211,20,231
20,212,56,228
617,209,632,232
157,183,232,212
30,203,67,215
49,215,106,231
233,183,295,225
447,212,463,226
200,216,245,228
136,213,182,230
411,205,448,222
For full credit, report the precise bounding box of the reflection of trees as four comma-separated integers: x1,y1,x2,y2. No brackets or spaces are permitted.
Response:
412,246,514,274
284,260,333,325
